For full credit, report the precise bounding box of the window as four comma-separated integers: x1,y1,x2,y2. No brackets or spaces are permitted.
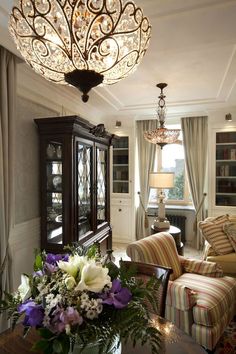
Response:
149,130,192,206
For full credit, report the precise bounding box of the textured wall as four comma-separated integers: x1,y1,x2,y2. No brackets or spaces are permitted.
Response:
15,96,58,224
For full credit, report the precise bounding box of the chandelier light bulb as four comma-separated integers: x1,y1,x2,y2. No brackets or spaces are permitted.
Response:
9,0,151,102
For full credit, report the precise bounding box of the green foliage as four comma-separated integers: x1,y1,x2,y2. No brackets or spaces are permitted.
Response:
0,292,21,330
168,172,184,200
34,249,44,271
119,261,162,315
64,242,100,259
32,329,70,354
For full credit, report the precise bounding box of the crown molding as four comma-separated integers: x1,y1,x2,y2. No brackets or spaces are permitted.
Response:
143,0,236,20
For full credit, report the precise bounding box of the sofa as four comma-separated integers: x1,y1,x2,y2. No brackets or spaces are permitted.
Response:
126,232,236,352
200,215,236,276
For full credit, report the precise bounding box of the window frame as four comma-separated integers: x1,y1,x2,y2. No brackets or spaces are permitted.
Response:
148,140,192,207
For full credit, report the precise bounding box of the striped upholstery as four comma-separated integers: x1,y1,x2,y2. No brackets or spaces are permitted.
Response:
179,257,223,277
199,218,234,255
204,215,229,223
202,241,217,260
126,232,182,280
126,231,236,351
223,222,236,252
166,281,196,311
173,273,236,326
165,305,193,335
192,303,235,350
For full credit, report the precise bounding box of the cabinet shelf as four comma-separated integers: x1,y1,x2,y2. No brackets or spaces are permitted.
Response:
113,148,128,151
113,180,129,183
216,160,236,162
216,143,236,146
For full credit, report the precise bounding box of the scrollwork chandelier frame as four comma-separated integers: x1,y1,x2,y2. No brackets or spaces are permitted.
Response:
9,0,151,102
144,83,180,149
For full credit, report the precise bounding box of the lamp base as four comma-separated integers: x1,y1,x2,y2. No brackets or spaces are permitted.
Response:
153,219,170,230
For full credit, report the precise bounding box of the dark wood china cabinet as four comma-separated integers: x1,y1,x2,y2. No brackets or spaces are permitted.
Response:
35,116,114,254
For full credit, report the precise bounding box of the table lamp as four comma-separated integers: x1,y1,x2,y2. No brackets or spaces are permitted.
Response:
149,172,174,229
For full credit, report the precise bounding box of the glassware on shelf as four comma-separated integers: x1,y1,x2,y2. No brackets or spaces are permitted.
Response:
47,143,56,159
52,175,62,190
47,207,57,221
56,145,62,159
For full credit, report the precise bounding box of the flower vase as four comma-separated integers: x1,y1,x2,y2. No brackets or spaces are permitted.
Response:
70,336,121,354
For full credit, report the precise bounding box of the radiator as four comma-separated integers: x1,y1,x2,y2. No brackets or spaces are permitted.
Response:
166,214,186,243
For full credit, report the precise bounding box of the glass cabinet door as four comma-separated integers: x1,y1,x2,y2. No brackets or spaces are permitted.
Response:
76,141,93,238
46,142,63,244
96,147,107,227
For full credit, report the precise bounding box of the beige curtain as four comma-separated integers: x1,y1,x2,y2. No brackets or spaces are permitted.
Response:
136,120,156,239
0,46,16,332
181,116,208,250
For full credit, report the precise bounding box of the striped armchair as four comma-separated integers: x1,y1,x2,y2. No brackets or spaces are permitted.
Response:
126,232,236,352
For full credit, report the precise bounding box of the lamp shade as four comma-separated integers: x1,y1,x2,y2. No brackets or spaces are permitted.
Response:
149,172,174,189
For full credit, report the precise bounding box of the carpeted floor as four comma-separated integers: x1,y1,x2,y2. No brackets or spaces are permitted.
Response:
214,317,236,354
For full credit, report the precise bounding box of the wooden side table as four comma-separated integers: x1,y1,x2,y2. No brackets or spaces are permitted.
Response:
151,224,184,256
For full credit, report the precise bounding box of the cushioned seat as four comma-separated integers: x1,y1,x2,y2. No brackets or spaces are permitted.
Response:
127,232,236,351
173,273,235,326
206,252,236,275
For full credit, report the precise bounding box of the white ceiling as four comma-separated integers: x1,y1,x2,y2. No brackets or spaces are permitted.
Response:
1,0,236,124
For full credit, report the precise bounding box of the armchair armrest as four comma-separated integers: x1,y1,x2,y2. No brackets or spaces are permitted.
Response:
166,280,197,311
179,256,223,278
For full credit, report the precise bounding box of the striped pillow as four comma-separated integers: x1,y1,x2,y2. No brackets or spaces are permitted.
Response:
199,218,234,255
203,214,229,223
223,222,236,252
180,257,223,277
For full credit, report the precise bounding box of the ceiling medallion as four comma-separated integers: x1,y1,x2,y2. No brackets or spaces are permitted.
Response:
144,83,180,148
9,0,151,102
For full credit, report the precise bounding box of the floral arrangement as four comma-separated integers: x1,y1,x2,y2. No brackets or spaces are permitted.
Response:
0,244,161,354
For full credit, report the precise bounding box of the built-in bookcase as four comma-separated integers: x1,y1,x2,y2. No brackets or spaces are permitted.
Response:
215,131,236,206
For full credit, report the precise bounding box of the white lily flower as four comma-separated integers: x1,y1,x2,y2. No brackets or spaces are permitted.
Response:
75,260,111,293
58,255,87,278
18,274,31,301
65,275,76,290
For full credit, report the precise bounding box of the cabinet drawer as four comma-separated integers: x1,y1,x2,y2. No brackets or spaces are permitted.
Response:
111,199,131,206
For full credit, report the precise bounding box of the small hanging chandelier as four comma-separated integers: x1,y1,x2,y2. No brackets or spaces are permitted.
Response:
144,83,180,148
9,0,151,102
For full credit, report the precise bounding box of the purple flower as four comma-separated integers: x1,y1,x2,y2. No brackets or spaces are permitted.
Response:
44,253,69,274
49,306,83,333
33,270,44,277
100,279,132,309
60,306,83,327
46,253,69,265
18,300,44,327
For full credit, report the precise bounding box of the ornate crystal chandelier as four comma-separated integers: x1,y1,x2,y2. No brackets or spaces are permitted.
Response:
9,0,151,102
144,83,180,148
